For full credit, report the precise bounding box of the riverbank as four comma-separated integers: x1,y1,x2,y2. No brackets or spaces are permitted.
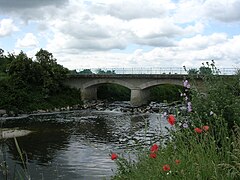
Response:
0,100,184,121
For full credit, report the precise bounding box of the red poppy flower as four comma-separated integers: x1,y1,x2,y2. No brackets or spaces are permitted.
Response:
175,159,180,165
111,153,118,160
168,114,176,126
202,125,209,131
150,144,159,153
150,153,157,159
163,164,170,171
194,128,203,134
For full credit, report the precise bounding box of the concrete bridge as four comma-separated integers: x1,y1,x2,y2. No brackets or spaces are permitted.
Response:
64,74,204,106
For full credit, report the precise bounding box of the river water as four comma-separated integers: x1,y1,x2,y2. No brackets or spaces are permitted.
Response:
0,105,171,180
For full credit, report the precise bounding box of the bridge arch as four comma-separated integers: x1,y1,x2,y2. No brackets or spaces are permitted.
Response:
139,79,183,90
82,79,135,90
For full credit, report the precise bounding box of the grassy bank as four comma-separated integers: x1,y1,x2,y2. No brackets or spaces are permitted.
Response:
113,116,238,179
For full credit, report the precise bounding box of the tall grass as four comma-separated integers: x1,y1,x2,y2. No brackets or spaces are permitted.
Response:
113,116,235,179
0,138,30,180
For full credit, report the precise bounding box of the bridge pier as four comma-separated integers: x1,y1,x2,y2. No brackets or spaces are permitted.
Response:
81,87,97,100
130,89,150,106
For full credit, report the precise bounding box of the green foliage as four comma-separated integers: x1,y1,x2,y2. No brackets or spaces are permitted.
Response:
96,69,116,74
186,61,220,76
187,68,198,75
0,48,12,76
97,84,130,101
199,66,212,75
97,84,183,103
78,69,93,74
0,48,81,113
150,84,183,103
35,49,69,96
189,62,240,129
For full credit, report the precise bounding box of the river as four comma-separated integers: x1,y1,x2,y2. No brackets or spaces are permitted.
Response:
0,103,172,180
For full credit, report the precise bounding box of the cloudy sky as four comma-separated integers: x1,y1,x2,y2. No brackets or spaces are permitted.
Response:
0,0,240,70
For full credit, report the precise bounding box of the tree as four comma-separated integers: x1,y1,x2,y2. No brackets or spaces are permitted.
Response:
79,69,93,74
96,69,115,74
8,51,37,87
0,48,12,74
35,49,69,95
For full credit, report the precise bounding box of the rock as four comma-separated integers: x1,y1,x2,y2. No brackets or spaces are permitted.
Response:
0,109,7,115
2,114,8,117
0,128,32,139
54,108,60,112
38,109,47,113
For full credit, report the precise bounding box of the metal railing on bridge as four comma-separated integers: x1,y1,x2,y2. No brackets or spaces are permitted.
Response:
74,67,238,75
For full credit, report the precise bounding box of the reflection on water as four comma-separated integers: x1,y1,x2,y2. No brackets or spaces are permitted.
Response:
0,109,170,180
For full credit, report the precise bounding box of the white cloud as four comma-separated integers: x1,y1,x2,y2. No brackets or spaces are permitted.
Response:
172,0,205,23
178,33,228,50
204,0,240,22
0,0,240,70
0,18,18,37
16,33,39,48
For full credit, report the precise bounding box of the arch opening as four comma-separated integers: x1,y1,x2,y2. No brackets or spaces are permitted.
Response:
97,83,131,101
148,84,184,103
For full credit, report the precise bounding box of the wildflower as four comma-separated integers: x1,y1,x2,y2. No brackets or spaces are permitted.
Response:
187,102,192,112
210,111,214,116
168,114,176,126
150,153,157,159
175,159,180,165
111,153,118,160
150,144,159,153
194,128,203,134
183,80,188,87
202,125,209,131
182,123,189,128
162,112,167,118
163,164,170,171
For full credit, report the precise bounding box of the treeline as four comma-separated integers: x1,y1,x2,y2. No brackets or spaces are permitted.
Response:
0,48,81,114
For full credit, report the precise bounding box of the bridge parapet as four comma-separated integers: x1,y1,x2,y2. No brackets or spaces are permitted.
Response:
74,67,237,75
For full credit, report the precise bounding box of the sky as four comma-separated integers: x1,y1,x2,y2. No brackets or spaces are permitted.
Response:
0,0,240,70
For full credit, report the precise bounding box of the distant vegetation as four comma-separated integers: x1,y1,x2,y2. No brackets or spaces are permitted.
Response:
97,84,130,101
150,84,183,103
96,83,183,103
